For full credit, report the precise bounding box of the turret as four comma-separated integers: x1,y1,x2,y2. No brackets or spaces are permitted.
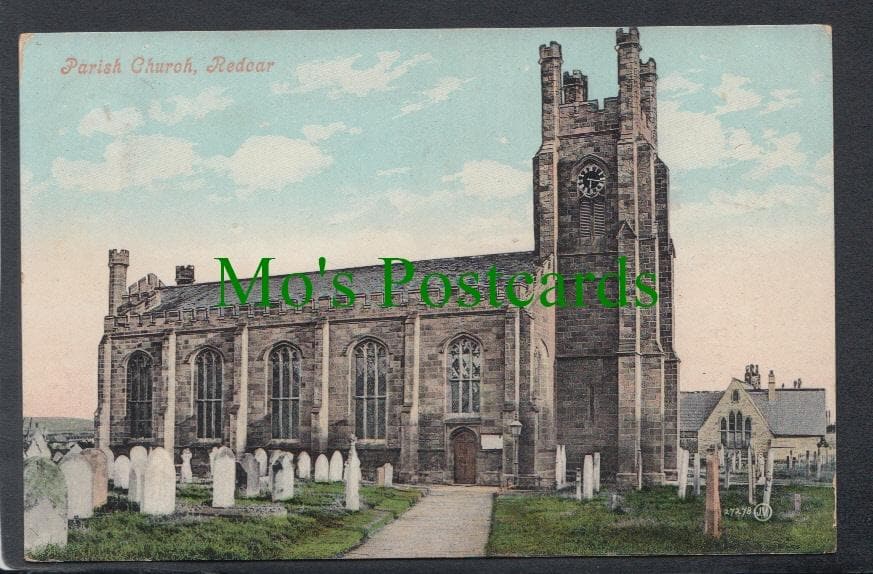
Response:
538,41,563,142
562,70,587,104
108,249,129,315
175,265,195,285
616,27,642,138
640,58,657,143
768,369,776,401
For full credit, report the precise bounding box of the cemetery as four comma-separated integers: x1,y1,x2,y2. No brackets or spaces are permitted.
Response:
24,433,421,561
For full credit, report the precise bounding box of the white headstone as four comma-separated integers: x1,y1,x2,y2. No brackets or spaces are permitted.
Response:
254,448,269,477
677,448,689,499
67,443,83,456
384,463,394,488
269,449,288,467
81,448,109,509
212,447,236,508
575,468,582,501
555,446,564,488
582,454,594,500
593,452,601,492
376,466,386,486
128,452,147,506
209,446,219,478
762,449,775,507
329,451,344,482
24,458,68,553
314,454,330,482
59,453,93,519
100,446,115,481
345,442,361,511
297,451,311,480
237,453,260,497
271,453,295,501
180,448,193,484
142,447,176,515
113,455,130,490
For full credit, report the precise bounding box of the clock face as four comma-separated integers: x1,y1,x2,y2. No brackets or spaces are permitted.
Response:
577,165,606,198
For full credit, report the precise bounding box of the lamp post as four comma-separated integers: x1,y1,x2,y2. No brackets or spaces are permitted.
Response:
510,420,523,487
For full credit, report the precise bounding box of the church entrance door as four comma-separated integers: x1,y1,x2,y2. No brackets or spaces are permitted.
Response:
452,428,477,484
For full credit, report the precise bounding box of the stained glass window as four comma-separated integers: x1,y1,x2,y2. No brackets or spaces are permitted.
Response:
270,345,301,439
127,352,152,438
354,341,387,439
448,336,481,414
196,349,223,439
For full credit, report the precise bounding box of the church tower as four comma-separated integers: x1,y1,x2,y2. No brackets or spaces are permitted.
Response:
534,28,679,487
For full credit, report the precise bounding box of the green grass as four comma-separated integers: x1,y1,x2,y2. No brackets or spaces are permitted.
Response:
487,484,835,556
29,482,420,561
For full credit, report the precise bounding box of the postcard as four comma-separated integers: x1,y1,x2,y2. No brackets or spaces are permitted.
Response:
19,26,834,560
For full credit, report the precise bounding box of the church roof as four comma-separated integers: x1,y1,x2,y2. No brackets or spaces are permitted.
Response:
680,388,827,437
148,250,538,312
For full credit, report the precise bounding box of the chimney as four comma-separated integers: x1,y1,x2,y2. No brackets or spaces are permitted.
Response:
108,249,130,315
768,369,776,401
797,377,802,389
175,265,195,285
752,364,761,389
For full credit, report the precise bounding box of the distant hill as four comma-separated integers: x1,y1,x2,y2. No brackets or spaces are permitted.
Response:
24,417,93,435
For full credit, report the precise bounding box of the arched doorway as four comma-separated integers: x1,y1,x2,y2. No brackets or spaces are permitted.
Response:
451,428,477,484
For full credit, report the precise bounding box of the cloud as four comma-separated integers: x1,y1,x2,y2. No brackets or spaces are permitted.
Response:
52,135,197,192
149,87,233,125
21,167,48,210
376,166,411,177
761,88,801,114
659,100,754,170
78,106,143,136
289,51,432,98
301,122,361,142
659,72,703,97
812,150,833,191
745,130,806,179
441,160,530,199
713,73,762,115
396,76,470,117
708,184,818,215
207,135,332,194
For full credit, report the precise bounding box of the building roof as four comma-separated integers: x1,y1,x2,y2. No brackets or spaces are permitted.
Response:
679,391,723,432
148,250,538,312
680,388,827,436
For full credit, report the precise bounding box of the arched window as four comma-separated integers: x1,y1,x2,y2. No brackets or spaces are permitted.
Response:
727,411,736,448
270,345,301,439
720,417,727,446
127,352,153,438
735,410,743,447
195,349,223,439
448,336,481,414
731,389,739,402
354,340,387,439
744,416,752,446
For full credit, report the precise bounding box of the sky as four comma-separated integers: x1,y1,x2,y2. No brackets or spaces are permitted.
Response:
19,26,834,419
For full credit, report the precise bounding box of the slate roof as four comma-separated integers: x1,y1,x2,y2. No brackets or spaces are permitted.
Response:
680,388,827,436
148,251,538,312
679,391,722,432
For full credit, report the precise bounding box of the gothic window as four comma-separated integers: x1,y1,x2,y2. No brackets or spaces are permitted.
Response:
127,352,152,438
195,349,223,439
354,340,387,440
727,411,736,448
735,410,743,447
731,389,739,402
720,417,727,446
744,416,752,446
448,336,481,414
269,345,301,439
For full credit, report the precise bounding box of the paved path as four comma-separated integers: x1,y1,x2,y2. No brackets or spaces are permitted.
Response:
344,485,497,559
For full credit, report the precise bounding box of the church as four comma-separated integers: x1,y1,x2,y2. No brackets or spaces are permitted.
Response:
95,27,679,488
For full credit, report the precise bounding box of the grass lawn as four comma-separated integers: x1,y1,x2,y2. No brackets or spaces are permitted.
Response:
487,484,835,556
29,482,421,561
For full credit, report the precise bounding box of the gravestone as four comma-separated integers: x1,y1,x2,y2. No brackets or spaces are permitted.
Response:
376,466,386,486
574,468,582,501
129,445,148,468
237,453,260,498
254,448,269,477
209,446,219,478
816,451,822,480
24,428,51,460
762,449,775,507
212,447,235,508
582,455,594,500
67,443,83,456
59,453,93,519
180,448,193,484
593,452,601,492
81,448,109,508
793,493,802,513
329,451,344,482
52,452,64,463
271,453,295,501
384,463,394,488
297,451,311,480
747,454,756,505
142,447,176,515
345,439,361,511
314,454,330,482
608,492,624,513
677,448,689,499
693,453,701,496
269,449,288,467
554,445,564,488
128,453,148,506
113,455,130,489
24,458,67,553
100,446,115,481
704,452,721,539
